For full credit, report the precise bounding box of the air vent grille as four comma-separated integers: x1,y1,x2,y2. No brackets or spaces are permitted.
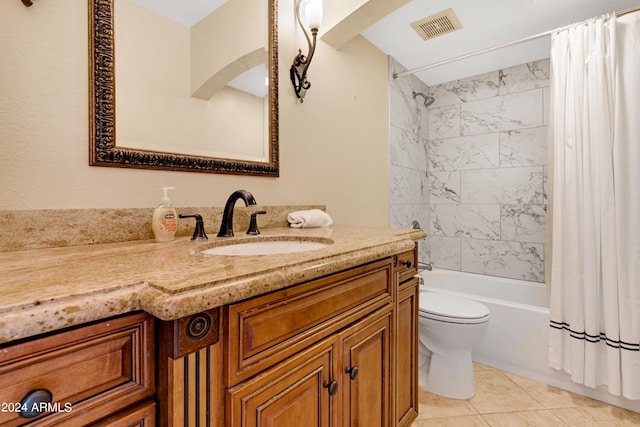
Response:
410,8,462,41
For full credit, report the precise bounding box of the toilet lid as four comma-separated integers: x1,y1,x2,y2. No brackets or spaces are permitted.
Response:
419,292,490,320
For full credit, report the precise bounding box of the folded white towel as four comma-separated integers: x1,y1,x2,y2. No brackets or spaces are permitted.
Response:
287,209,333,228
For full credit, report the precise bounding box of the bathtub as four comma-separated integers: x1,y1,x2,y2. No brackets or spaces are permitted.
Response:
418,268,640,412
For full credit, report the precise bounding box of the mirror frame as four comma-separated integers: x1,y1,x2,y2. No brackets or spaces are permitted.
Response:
88,0,279,176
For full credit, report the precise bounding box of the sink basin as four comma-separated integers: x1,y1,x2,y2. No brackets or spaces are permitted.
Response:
201,239,331,256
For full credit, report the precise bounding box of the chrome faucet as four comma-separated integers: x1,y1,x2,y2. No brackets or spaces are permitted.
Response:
217,190,259,238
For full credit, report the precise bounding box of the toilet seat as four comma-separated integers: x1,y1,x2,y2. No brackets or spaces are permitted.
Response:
419,292,490,324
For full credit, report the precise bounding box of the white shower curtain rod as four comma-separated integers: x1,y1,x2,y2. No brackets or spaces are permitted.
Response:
393,5,640,79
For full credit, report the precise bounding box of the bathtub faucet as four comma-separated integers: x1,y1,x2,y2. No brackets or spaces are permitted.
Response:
419,262,432,272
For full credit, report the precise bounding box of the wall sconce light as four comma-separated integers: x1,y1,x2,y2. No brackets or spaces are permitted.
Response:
290,0,323,103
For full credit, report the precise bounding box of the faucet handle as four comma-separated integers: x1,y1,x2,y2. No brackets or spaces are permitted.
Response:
178,214,209,241
247,210,267,235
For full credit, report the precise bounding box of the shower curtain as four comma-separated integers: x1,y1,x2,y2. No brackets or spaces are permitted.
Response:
547,11,640,399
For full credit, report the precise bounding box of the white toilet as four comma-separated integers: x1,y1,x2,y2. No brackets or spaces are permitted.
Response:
418,291,490,399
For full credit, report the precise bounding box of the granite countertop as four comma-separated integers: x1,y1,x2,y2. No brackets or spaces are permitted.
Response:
0,225,425,344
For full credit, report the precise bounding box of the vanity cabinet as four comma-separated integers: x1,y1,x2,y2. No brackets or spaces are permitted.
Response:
159,250,418,427
153,257,398,427
156,250,418,426
0,312,155,427
0,246,418,427
225,257,394,427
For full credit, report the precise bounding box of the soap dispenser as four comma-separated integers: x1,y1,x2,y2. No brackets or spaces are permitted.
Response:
152,187,178,242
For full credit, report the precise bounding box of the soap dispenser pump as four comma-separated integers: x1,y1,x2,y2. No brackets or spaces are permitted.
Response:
152,187,178,242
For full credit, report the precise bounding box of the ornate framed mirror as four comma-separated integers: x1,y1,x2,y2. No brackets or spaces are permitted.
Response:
89,0,279,176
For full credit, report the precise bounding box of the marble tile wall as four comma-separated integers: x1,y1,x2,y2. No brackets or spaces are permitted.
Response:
388,57,430,262
389,57,549,282
429,60,549,282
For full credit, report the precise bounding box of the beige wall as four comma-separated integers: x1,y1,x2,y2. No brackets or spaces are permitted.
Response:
0,1,389,227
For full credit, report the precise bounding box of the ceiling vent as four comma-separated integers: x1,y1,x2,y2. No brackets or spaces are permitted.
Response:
410,8,463,41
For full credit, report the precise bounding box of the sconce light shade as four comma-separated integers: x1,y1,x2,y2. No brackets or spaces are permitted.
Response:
290,0,323,103
303,0,323,30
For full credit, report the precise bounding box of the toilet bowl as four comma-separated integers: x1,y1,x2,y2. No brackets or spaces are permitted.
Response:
418,291,490,399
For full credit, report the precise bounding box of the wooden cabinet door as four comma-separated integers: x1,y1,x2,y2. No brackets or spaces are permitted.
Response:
340,308,392,427
90,400,156,426
227,337,337,427
395,278,419,426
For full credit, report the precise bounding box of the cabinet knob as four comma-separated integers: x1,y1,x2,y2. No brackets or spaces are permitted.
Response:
19,389,53,419
345,366,359,380
323,380,339,396
402,260,412,268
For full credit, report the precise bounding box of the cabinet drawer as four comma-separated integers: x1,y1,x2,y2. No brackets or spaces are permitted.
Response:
226,258,393,384
395,248,418,284
0,312,154,426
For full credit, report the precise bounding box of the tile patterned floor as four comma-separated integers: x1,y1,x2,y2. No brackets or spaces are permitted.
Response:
411,364,640,426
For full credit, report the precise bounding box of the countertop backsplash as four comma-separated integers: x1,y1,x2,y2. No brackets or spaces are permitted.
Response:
0,205,324,252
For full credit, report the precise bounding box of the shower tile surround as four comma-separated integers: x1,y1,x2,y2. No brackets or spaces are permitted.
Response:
389,57,549,282
388,57,430,263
